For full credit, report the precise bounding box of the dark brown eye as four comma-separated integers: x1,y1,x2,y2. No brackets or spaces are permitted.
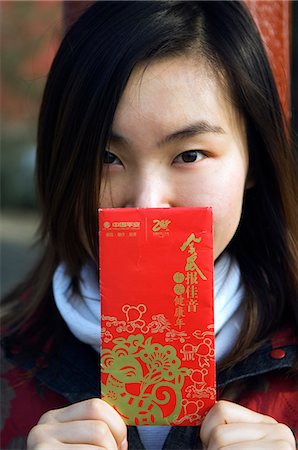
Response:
174,150,204,164
181,151,198,162
103,151,120,164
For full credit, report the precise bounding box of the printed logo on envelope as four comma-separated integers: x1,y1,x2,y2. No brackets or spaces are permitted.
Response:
99,207,215,426
152,219,171,231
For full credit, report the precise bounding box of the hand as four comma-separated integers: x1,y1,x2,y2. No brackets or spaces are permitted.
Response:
27,398,127,450
200,400,295,450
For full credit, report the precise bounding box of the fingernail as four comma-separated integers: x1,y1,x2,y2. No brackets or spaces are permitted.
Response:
119,439,128,450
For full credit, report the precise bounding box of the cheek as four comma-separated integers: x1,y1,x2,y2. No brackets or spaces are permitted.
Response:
99,190,114,208
99,174,124,208
212,186,245,260
177,170,246,260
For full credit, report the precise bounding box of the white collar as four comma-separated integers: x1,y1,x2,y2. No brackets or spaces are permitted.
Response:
53,253,244,360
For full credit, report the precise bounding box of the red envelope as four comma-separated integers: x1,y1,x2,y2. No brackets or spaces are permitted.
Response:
99,207,215,426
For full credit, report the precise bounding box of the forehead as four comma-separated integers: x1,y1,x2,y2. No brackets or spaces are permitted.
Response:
113,56,244,138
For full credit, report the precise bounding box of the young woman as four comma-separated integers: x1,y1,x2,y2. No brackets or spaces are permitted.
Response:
1,2,297,449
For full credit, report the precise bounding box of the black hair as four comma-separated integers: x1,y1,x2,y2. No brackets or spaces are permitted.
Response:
3,1,297,370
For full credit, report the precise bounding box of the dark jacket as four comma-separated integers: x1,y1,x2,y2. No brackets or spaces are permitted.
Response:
1,317,298,450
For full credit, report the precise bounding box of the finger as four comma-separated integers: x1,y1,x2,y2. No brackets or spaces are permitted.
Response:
215,440,295,450
207,422,295,450
39,399,127,449
58,420,119,449
43,446,113,450
200,400,276,447
29,421,118,450
28,432,117,450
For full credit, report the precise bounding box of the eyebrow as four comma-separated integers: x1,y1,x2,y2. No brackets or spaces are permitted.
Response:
110,121,225,147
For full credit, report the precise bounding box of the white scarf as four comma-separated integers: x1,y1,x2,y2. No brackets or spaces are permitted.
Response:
53,253,244,450
53,252,244,359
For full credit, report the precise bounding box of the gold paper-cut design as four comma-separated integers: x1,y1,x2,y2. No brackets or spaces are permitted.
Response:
101,306,215,426
101,334,190,425
102,304,171,334
174,398,206,425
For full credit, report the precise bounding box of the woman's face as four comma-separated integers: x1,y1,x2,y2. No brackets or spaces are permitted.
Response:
100,56,249,260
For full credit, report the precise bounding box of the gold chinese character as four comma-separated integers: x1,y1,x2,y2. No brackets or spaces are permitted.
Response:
186,272,198,285
186,284,197,299
185,254,207,280
174,295,185,306
180,233,207,280
187,298,198,312
175,317,185,330
174,306,185,318
180,233,201,251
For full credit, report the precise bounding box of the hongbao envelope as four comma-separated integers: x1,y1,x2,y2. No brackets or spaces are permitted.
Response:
99,207,215,426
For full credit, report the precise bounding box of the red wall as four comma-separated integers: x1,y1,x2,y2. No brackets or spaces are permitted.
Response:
245,1,291,114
